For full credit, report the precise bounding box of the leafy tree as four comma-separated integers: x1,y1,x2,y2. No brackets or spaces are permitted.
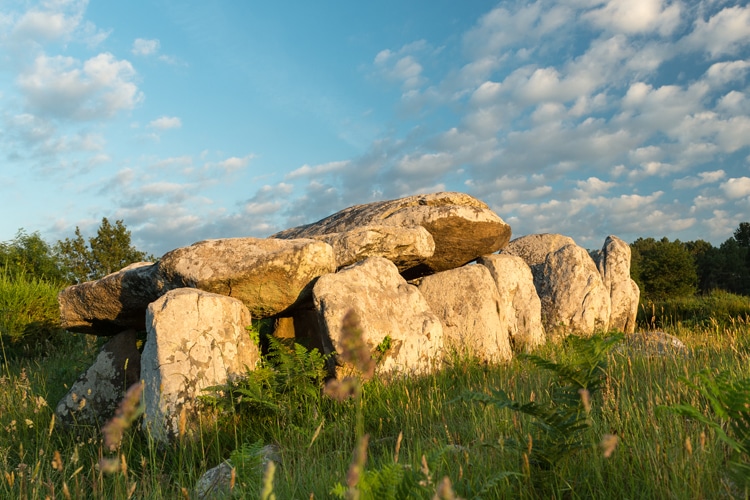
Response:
734,222,750,248
685,239,722,294
631,237,698,301
56,218,152,283
0,229,66,283
716,238,750,296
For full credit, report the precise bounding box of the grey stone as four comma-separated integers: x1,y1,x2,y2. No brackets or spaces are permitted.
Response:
311,224,435,271
595,235,640,334
58,262,159,335
312,257,443,376
55,329,141,426
156,237,336,318
417,265,512,363
273,192,511,278
141,288,260,442
477,254,545,351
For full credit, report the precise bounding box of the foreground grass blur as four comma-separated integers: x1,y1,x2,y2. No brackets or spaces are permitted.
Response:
0,292,749,498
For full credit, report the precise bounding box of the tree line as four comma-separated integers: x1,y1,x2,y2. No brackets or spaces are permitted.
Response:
2,218,749,302
631,222,750,301
0,217,151,286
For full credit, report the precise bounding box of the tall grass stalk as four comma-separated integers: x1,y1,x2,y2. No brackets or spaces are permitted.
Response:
0,296,749,497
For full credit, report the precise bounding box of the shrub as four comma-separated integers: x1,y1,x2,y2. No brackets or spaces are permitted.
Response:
0,270,62,353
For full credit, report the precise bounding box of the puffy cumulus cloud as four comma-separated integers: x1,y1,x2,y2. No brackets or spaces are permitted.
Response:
684,5,750,58
721,177,750,198
241,182,293,216
463,2,574,58
6,0,109,48
373,41,428,91
717,91,750,115
705,60,750,86
148,116,182,130
626,160,682,181
394,151,454,176
209,154,256,174
1,112,106,167
575,176,616,194
132,38,159,56
672,169,726,189
619,81,711,140
17,52,142,120
583,0,682,36
285,160,349,180
673,112,750,153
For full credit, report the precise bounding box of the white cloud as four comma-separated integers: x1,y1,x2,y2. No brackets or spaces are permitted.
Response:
721,177,750,198
673,170,726,189
395,152,454,176
13,8,81,42
285,160,349,180
576,176,616,194
373,44,426,91
17,52,142,120
584,0,682,36
463,2,573,58
210,155,256,173
132,38,160,56
685,5,750,58
705,60,750,86
7,1,109,47
148,116,182,130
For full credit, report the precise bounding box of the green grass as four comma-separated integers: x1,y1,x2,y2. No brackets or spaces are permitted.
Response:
638,289,750,329
0,270,64,357
1,294,750,498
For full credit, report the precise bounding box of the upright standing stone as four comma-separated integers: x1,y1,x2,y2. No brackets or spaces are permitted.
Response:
417,265,513,363
55,329,141,426
539,244,611,337
141,288,259,442
477,254,545,351
313,257,443,376
595,235,640,334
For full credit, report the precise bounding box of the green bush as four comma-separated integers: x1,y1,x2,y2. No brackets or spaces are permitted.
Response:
0,270,63,351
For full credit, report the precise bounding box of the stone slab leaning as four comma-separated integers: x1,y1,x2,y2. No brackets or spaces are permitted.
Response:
273,192,511,279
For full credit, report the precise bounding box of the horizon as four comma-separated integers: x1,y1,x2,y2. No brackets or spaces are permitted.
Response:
1,1,749,256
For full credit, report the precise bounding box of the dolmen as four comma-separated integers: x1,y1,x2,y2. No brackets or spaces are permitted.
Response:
54,191,639,442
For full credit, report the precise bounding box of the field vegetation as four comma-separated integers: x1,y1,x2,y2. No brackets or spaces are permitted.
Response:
0,221,749,498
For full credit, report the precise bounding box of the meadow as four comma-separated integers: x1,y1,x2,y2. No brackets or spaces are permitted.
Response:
1,273,750,499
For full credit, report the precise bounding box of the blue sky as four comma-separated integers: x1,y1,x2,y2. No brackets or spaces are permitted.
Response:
1,0,749,256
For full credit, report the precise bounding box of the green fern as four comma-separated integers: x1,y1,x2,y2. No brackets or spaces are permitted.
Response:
200,335,331,426
460,332,623,470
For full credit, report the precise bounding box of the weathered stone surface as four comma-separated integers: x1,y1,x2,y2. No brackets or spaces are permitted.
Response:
311,224,435,271
417,265,512,363
156,237,335,318
620,331,689,358
194,445,282,499
477,254,546,351
58,262,160,335
538,244,612,337
595,235,640,334
141,288,259,442
55,329,141,426
273,192,511,278
502,234,576,279
313,257,443,375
